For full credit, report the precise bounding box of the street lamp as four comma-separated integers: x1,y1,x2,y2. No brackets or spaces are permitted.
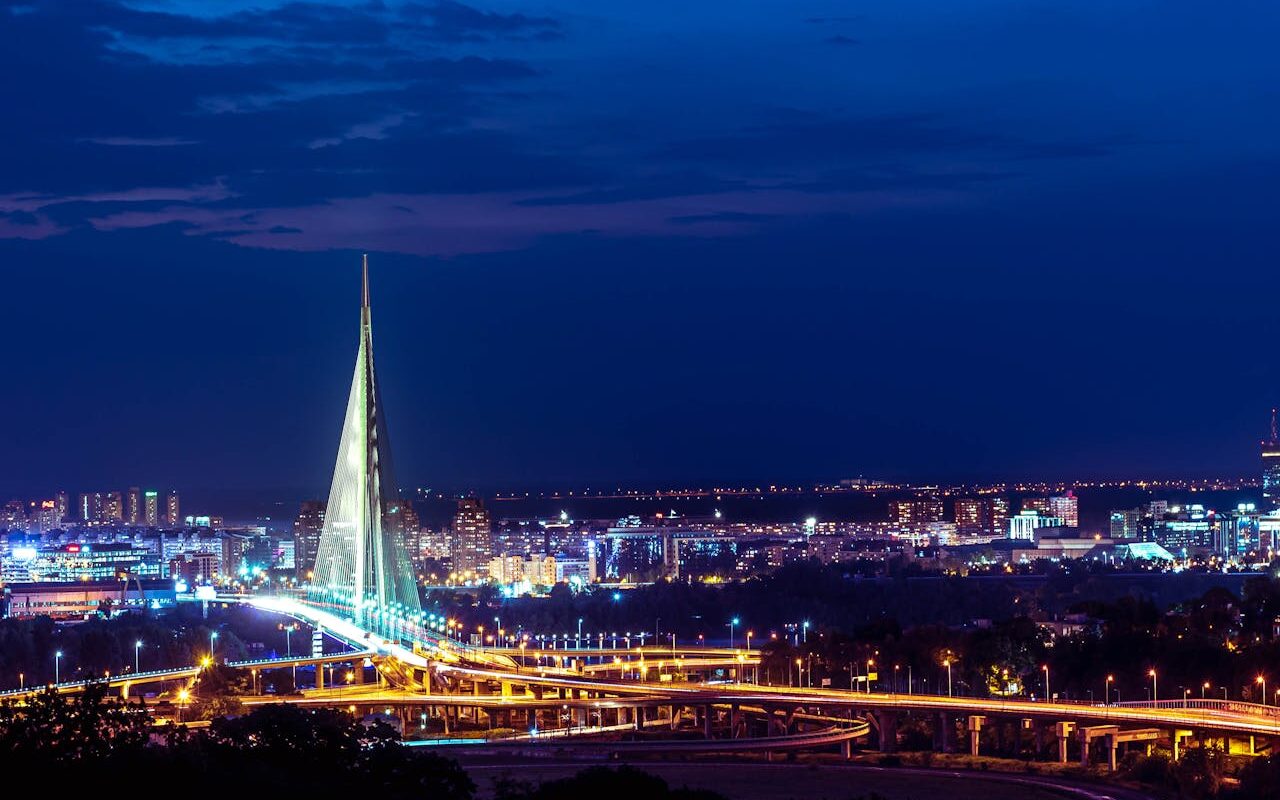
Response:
1257,675,1267,705
577,618,584,648
943,658,953,697
728,618,739,650
177,688,189,723
746,630,753,651
802,621,809,644
1106,675,1114,706
1149,669,1158,703
135,640,143,674
1042,664,1050,702
1202,681,1210,701
795,658,803,687
210,631,219,660
54,651,62,685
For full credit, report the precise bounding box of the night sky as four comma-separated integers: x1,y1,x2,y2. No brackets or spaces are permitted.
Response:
3,1,1279,500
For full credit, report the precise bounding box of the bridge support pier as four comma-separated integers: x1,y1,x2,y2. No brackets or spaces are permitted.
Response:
704,704,713,738
967,716,987,757
933,713,952,753
874,710,898,752
1056,722,1076,764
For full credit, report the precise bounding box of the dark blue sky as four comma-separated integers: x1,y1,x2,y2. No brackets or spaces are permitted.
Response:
3,1,1279,498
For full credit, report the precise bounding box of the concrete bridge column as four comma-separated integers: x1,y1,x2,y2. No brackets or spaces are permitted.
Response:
316,662,324,690
934,713,952,753
731,703,741,738
1172,729,1193,761
1056,722,1076,764
704,705,713,738
875,710,898,753
1105,733,1119,772
967,716,987,757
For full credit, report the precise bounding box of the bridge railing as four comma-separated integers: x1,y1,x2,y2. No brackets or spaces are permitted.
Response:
1115,698,1280,718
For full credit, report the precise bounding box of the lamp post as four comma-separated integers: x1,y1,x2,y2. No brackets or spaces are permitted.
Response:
135,640,143,674
1257,675,1267,705
577,618,583,649
1149,669,1158,703
1106,675,1114,706
18,673,23,691
802,621,809,644
944,658,952,697
1202,681,1210,701
210,631,218,660
866,659,875,694
728,617,739,650
54,651,62,685
746,631,753,651
1042,664,1050,702
178,689,189,723
795,658,802,688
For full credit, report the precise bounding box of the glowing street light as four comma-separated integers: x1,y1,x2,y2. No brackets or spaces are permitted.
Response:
177,688,190,723
54,651,63,685
210,630,219,658
1106,675,1114,706
135,640,143,674
728,617,739,650
943,658,953,697
1149,669,1158,703
1042,664,1050,702
1257,674,1267,705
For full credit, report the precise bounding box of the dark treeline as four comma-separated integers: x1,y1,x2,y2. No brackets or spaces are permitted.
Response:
0,686,724,800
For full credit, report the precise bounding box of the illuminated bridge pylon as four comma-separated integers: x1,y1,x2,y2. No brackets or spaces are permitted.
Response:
310,255,421,628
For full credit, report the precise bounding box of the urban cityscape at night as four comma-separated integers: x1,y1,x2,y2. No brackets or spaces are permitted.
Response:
3,2,1280,799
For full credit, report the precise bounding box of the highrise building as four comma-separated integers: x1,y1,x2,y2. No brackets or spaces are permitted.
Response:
293,500,326,578
953,498,992,534
451,498,492,578
78,492,103,522
990,496,1010,537
103,491,124,523
1263,409,1280,512
126,487,142,524
165,490,181,526
888,499,944,525
54,491,69,524
1047,492,1079,528
144,491,160,526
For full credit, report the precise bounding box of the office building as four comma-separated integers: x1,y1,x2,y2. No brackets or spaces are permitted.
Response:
1109,508,1144,540
1009,510,1064,541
